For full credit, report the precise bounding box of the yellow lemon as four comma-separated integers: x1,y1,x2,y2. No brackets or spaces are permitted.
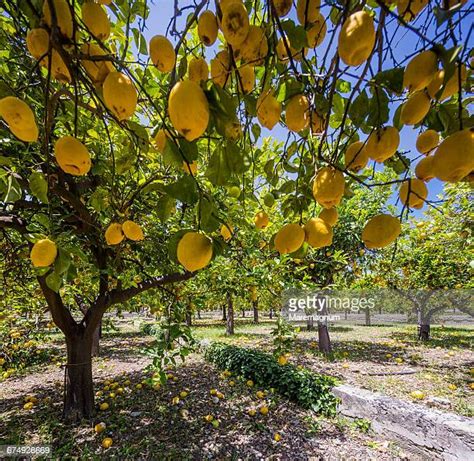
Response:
153,129,168,153
318,207,338,226
94,422,106,433
255,211,269,229
103,72,137,121
399,91,431,126
236,64,254,94
54,136,91,176
274,433,282,442
397,0,428,21
210,50,231,87
99,402,109,411
149,35,176,73
168,80,209,141
403,50,438,93
234,25,268,65
220,224,233,242
105,223,124,245
276,36,307,62
43,0,73,38
306,12,327,47
432,129,474,182
312,167,345,208
296,0,322,25
338,11,375,67
257,90,281,130
416,130,439,154
30,239,57,267
122,220,144,241
438,64,468,101
310,111,325,134
365,126,400,163
221,1,250,47
344,140,369,172
26,28,49,60
273,0,292,17
274,223,305,254
304,218,333,249
277,355,288,366
198,10,218,46
188,57,209,83
415,155,435,182
80,43,114,85
399,178,428,209
48,50,71,83
177,232,213,272
362,214,401,249
260,406,269,415
82,1,110,40
101,437,113,448
286,94,309,132
0,96,38,142
410,390,425,400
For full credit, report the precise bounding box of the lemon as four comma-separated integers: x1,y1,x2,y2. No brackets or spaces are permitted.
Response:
43,0,73,38
274,223,305,254
403,50,438,93
306,12,327,47
398,0,428,21
234,25,268,65
338,11,375,67
416,130,439,154
344,140,369,172
94,422,106,433
221,1,250,47
254,211,269,229
257,90,281,130
0,96,38,142
210,50,231,87
54,136,91,176
168,80,209,141
312,167,345,208
318,207,338,226
366,126,400,163
99,402,109,411
198,10,218,46
296,0,321,25
236,64,254,94
188,57,209,83
153,129,168,153
105,223,124,245
82,1,110,40
81,43,114,85
273,0,292,17
101,437,113,448
304,217,333,249
432,129,474,183
415,156,435,182
26,28,49,60
400,91,431,126
220,224,233,242
399,178,428,209
30,239,58,268
177,232,213,272
149,35,176,73
362,214,401,249
103,72,138,121
286,94,309,132
122,220,144,241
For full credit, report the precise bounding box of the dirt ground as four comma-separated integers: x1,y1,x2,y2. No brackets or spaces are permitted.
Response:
1,317,472,459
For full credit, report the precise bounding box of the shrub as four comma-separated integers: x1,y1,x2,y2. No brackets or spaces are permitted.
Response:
205,342,339,416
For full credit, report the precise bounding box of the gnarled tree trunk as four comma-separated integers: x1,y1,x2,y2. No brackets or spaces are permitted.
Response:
64,329,94,422
318,322,332,353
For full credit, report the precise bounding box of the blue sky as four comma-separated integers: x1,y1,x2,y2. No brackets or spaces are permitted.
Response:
133,1,472,218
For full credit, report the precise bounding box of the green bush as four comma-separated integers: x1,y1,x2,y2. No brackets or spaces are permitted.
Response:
204,342,339,416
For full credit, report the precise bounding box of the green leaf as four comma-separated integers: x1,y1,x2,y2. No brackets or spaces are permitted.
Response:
200,196,221,233
164,176,198,204
280,19,307,50
46,271,62,292
348,90,369,128
54,248,71,275
367,87,389,127
157,195,176,223
29,171,49,204
206,142,248,186
373,68,404,95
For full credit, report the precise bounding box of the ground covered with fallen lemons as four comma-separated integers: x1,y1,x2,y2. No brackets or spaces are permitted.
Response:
1,316,472,459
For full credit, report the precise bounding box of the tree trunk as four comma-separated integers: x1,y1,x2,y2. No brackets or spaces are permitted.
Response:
222,304,227,321
318,322,332,353
185,304,192,327
418,323,430,340
269,308,273,319
197,309,201,320
306,317,315,331
252,300,259,323
63,331,95,422
91,321,101,357
226,294,234,335
365,307,371,326
241,308,245,318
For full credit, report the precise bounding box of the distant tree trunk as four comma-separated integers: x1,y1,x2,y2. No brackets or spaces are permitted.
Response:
185,304,192,327
226,294,234,335
318,322,332,353
306,317,315,331
252,300,259,323
197,309,201,319
418,324,430,340
365,307,371,326
269,308,273,319
344,310,348,320
241,308,245,318
222,304,227,321
64,329,94,422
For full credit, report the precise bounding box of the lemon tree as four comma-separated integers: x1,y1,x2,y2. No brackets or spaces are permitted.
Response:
0,0,472,421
